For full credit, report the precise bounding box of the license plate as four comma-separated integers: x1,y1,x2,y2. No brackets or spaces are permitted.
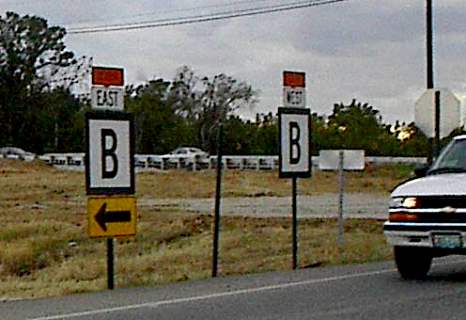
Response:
433,234,462,249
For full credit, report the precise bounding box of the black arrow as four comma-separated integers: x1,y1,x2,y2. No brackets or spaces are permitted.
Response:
95,203,131,231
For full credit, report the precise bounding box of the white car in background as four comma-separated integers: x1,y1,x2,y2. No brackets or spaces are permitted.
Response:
161,147,209,168
0,147,35,161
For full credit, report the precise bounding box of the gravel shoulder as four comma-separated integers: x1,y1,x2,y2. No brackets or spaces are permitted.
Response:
140,192,389,220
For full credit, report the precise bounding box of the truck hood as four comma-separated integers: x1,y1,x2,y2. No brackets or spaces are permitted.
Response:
392,173,466,197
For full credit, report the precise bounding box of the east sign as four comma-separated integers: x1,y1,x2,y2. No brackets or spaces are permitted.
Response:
91,66,125,111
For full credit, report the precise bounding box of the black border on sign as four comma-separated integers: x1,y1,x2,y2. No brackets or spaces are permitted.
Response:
278,107,312,179
85,111,135,195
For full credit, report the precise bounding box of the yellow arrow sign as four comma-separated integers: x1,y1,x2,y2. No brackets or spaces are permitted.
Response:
88,196,137,238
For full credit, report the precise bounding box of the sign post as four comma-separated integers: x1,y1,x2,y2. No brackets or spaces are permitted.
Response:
279,71,310,269
278,105,311,270
279,107,311,269
338,151,345,249
86,66,136,290
212,123,223,278
318,150,365,254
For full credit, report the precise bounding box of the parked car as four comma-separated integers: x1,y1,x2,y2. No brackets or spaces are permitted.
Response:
384,135,466,279
0,147,35,161
161,147,209,168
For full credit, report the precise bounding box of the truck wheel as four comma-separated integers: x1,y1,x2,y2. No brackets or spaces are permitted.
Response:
394,246,432,280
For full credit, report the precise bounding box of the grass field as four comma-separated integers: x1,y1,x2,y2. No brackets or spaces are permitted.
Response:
0,160,414,299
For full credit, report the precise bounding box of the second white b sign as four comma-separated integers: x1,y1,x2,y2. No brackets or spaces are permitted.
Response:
279,107,311,178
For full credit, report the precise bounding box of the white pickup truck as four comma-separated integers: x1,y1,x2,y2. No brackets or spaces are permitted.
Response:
384,135,466,279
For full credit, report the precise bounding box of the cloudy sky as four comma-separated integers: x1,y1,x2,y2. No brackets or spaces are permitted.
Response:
2,0,465,124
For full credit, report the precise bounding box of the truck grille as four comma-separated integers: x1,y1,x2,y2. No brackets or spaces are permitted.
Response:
417,196,466,209
413,196,466,223
416,212,466,223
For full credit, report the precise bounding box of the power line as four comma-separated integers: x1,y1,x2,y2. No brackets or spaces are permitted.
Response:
68,0,280,29
62,0,275,28
68,0,346,34
67,0,348,35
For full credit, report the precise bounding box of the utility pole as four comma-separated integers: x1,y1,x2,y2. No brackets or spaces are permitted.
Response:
426,0,434,90
426,0,440,161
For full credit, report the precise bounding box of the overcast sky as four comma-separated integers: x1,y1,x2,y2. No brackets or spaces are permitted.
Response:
2,0,465,124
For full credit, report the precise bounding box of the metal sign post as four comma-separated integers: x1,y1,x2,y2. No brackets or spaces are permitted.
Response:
278,106,311,270
107,238,115,290
318,149,365,255
86,66,136,290
434,90,441,159
212,123,223,278
292,176,298,269
338,151,345,250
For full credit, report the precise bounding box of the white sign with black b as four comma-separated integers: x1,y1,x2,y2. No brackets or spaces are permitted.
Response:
279,107,311,178
85,112,135,195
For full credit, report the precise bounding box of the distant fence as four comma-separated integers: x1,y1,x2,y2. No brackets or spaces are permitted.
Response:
0,153,427,171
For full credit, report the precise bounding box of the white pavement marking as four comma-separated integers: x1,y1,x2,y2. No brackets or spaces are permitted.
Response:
29,268,397,320
28,259,465,320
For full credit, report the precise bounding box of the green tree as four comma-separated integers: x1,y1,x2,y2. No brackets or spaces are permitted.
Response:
126,79,194,154
326,99,397,155
169,66,257,154
310,112,327,155
0,12,77,151
397,122,429,157
250,112,278,155
222,116,256,155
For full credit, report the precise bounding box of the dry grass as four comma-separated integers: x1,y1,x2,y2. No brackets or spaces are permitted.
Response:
138,162,414,198
0,160,411,299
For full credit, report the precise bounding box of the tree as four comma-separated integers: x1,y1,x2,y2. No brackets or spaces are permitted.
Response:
0,11,77,149
168,66,257,153
126,79,194,154
250,112,278,155
310,112,327,155
222,115,255,155
326,99,398,155
398,122,430,157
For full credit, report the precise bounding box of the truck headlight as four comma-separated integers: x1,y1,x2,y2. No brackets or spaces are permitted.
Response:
389,197,419,209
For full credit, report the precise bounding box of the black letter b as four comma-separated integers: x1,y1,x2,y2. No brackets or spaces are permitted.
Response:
289,122,301,165
101,129,118,179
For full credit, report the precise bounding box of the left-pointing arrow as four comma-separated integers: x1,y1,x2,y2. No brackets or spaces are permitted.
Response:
95,203,131,231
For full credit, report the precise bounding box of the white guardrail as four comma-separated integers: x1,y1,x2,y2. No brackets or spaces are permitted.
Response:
0,153,428,171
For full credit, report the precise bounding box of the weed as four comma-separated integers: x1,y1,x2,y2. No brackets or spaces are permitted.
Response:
0,160,408,299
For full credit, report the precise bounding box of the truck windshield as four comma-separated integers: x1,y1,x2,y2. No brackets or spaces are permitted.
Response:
428,139,466,175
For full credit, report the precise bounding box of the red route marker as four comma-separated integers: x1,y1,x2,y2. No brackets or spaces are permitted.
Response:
283,71,305,88
92,67,124,86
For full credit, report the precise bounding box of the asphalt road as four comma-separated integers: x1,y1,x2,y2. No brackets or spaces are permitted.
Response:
3,257,466,320
141,193,389,219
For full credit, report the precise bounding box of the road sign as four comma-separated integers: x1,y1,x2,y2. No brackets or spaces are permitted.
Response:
283,71,306,108
92,66,124,86
414,89,461,138
319,150,365,171
279,107,311,178
88,196,137,238
91,86,124,111
85,111,135,195
91,66,125,111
